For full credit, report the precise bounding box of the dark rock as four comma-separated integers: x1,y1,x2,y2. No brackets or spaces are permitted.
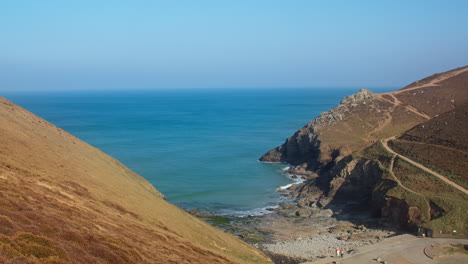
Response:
295,208,313,218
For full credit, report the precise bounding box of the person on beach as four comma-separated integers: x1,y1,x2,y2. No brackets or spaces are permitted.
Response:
336,248,340,257
339,249,344,258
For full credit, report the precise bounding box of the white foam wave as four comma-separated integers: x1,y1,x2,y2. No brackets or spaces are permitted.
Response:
278,183,294,190
257,160,281,164
276,166,305,191
219,205,280,217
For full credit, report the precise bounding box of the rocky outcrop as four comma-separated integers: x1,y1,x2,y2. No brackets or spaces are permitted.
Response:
259,129,321,167
291,156,384,209
259,89,378,169
340,88,374,105
380,197,424,229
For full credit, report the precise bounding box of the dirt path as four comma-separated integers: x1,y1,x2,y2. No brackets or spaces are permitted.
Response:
372,67,468,125
383,153,432,218
381,139,468,195
371,90,430,138
384,147,466,205
369,112,392,136
405,104,431,119
376,93,431,120
387,155,426,197
396,67,468,93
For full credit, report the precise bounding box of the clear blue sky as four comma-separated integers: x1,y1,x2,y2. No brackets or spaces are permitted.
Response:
1,0,467,91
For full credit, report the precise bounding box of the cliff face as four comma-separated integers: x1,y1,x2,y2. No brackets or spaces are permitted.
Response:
0,97,272,264
261,66,468,231
293,155,384,209
260,89,377,167
260,87,427,170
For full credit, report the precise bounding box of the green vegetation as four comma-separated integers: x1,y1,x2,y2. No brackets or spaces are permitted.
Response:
426,197,468,235
353,141,393,169
392,157,465,199
360,139,468,236
441,244,466,256
196,214,270,243
390,140,468,189
386,185,430,221
390,157,468,234
203,215,233,225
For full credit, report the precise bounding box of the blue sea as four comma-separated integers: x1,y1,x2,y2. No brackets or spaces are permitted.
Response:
4,88,393,215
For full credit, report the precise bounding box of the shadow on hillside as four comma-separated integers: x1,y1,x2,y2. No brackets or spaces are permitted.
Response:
325,198,406,235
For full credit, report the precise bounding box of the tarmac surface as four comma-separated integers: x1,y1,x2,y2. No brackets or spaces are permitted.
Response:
303,234,468,264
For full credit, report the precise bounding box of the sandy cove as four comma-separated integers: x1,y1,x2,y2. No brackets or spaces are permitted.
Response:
190,191,399,263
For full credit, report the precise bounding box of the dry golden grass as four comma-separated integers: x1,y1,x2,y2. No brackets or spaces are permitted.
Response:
0,97,272,264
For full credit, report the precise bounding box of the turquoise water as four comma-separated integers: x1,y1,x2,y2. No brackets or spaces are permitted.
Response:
4,88,393,215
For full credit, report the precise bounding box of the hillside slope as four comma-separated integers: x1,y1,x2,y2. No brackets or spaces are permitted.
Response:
389,103,468,189
260,66,468,170
0,97,271,264
260,66,468,233
372,111,468,234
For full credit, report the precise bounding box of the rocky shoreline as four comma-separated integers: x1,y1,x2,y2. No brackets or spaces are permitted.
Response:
189,168,400,264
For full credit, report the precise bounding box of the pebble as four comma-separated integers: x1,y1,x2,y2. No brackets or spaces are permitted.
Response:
263,230,392,260
264,233,373,260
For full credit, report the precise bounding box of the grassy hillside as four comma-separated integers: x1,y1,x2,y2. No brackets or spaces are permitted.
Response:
0,97,271,264
382,103,468,235
390,157,467,235
356,141,467,236
389,103,468,189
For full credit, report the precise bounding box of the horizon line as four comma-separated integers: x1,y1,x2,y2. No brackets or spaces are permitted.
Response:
1,86,399,93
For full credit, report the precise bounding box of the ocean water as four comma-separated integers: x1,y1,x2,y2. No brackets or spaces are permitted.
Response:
4,88,393,215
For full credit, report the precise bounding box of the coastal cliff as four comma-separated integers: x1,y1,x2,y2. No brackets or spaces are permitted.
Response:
261,66,468,233
0,97,272,263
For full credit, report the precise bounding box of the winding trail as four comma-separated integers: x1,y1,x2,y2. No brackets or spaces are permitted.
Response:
385,154,432,219
371,92,429,138
387,155,425,197
376,93,431,120
381,139,468,195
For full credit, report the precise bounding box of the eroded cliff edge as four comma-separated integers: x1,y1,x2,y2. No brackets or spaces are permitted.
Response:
260,66,468,234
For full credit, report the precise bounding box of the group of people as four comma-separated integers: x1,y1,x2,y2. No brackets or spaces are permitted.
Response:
336,248,344,258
